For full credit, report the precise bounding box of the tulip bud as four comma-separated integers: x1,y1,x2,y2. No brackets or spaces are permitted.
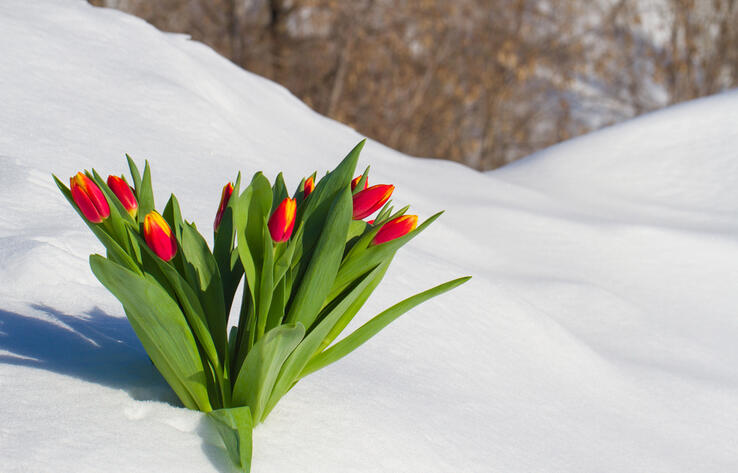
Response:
351,175,368,191
107,175,138,218
143,211,177,261
303,176,315,198
371,215,418,246
214,182,234,232
70,172,110,223
268,197,297,243
352,184,393,220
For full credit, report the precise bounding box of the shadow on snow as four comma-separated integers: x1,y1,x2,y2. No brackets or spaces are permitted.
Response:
0,304,245,472
0,304,178,405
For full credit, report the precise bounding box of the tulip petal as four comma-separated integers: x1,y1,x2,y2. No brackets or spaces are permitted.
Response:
70,172,110,223
352,184,394,220
371,215,418,245
144,210,177,261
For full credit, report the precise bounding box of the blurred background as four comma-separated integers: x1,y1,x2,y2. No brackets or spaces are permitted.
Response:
89,0,737,170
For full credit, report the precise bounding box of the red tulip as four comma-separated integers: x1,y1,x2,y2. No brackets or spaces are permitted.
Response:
107,175,138,218
143,211,177,261
70,172,110,223
351,175,368,191
268,197,297,242
352,184,393,220
371,215,418,245
303,176,315,198
214,182,234,232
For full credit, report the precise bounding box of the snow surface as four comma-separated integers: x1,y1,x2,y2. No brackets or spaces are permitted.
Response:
2,1,738,472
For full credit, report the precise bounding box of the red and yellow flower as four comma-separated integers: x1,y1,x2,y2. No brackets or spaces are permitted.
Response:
107,175,138,218
144,211,178,261
303,176,315,198
352,184,393,220
371,215,417,245
214,182,234,232
70,172,110,223
268,197,297,242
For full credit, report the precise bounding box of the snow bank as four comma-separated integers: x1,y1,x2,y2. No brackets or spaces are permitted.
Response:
1,1,737,472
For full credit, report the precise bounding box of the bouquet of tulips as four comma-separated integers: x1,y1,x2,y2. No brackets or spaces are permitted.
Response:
53,141,469,472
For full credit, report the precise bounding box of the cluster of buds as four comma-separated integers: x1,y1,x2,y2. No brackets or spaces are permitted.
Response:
211,173,418,246
69,171,177,262
349,175,417,245
70,167,419,264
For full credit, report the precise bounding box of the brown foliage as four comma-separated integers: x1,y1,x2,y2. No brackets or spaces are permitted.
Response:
90,0,738,170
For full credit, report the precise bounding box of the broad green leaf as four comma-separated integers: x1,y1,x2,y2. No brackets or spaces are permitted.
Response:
89,255,213,411
262,264,384,420
180,223,228,365
346,220,367,243
245,173,272,268
207,406,253,473
301,276,471,378
232,323,305,422
130,228,229,407
233,179,270,371
265,277,287,332
162,194,185,242
290,141,363,289
285,187,351,329
233,286,255,375
255,223,274,341
235,187,256,305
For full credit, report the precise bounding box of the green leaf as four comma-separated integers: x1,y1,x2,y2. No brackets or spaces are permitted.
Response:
255,224,274,341
207,406,253,472
136,160,156,224
319,258,391,352
285,187,351,330
126,154,142,192
89,255,213,411
232,174,273,369
271,172,288,212
265,277,287,332
262,264,385,420
213,173,244,315
328,211,443,301
130,228,229,407
180,223,228,366
273,226,300,284
232,323,305,422
352,166,369,195
290,141,363,290
301,276,471,378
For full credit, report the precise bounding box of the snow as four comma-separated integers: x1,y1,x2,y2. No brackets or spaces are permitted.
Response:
2,1,738,472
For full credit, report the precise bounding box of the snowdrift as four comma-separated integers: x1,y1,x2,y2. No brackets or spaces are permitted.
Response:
1,1,737,472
